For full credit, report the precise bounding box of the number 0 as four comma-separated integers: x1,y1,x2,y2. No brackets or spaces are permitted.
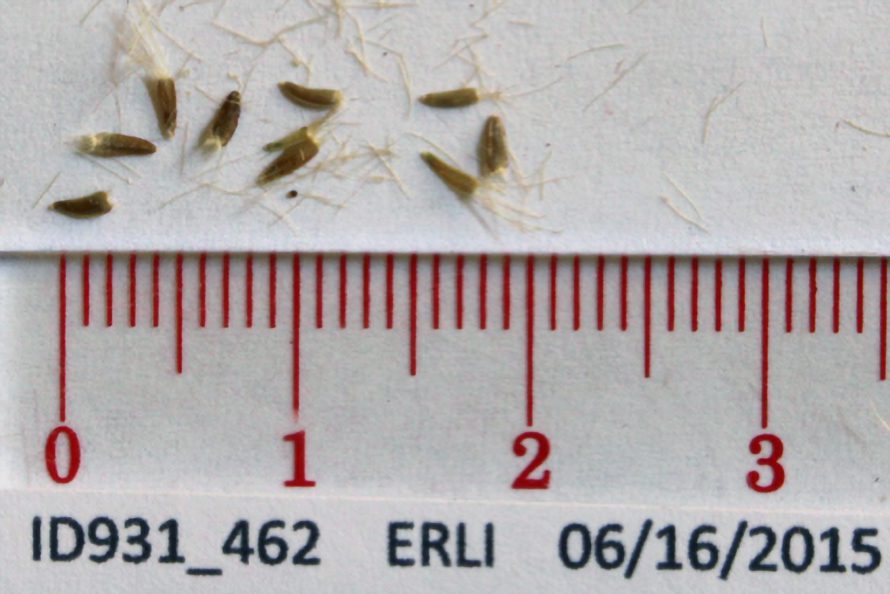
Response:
45,425,81,484
511,431,551,489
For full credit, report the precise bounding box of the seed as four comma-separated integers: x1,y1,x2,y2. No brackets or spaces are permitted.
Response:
478,115,508,176
420,152,480,196
147,77,177,139
78,133,157,157
49,191,113,219
263,126,309,153
201,91,241,151
418,87,480,108
257,135,321,185
278,82,342,110
287,190,299,198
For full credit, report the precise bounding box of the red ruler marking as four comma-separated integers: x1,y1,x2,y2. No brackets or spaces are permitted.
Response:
362,253,371,329
761,258,770,429
409,254,418,376
105,253,113,327
667,256,675,332
386,254,394,330
315,254,324,329
81,255,90,327
690,256,699,332
620,256,628,331
456,254,465,330
129,253,137,328
246,254,254,329
714,258,723,332
785,258,794,333
881,258,888,382
572,255,581,331
222,253,231,329
176,253,184,375
59,255,67,423
738,258,747,332
809,257,817,333
152,253,160,328
833,258,840,334
269,253,277,329
596,255,605,331
549,254,558,331
339,254,347,329
503,255,511,330
644,256,652,378
292,254,302,418
526,255,535,427
480,255,488,330
857,257,864,334
432,254,441,330
199,253,207,328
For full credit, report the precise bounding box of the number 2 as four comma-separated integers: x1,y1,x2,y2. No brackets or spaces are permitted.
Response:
746,433,785,493
511,431,551,489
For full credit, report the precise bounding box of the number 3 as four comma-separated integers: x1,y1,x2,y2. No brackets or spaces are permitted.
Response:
746,433,785,493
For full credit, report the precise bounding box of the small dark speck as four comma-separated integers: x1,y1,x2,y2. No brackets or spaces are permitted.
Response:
875,477,880,483
545,143,551,147
287,190,298,198
851,186,856,192
383,51,389,56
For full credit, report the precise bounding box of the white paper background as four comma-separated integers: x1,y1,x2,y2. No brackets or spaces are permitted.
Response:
2,0,890,255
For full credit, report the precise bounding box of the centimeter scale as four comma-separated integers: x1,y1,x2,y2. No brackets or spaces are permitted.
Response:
1,251,889,593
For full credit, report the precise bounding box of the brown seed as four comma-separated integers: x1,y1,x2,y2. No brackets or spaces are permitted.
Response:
419,87,480,108
147,77,177,138
50,192,113,219
278,82,342,110
264,126,310,153
478,115,508,176
201,91,241,151
258,135,320,185
287,190,299,198
78,133,157,157
421,152,480,196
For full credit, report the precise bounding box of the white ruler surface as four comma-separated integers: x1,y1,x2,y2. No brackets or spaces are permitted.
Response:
1,252,889,591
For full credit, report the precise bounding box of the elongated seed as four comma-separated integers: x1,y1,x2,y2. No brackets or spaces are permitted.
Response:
258,135,320,185
50,192,113,219
278,82,342,109
421,152,480,196
78,133,157,157
263,126,309,152
147,76,177,138
201,91,241,150
419,87,480,108
478,115,508,176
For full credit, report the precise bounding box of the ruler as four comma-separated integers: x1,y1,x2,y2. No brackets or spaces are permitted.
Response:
1,252,888,592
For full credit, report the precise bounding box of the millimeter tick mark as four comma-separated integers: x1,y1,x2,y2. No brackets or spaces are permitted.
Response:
105,253,113,327
410,254,418,376
82,255,90,327
644,256,652,378
176,253,184,375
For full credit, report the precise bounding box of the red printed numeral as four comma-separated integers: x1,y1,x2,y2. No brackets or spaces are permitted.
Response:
45,425,81,484
746,433,785,493
283,430,316,488
511,431,551,490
